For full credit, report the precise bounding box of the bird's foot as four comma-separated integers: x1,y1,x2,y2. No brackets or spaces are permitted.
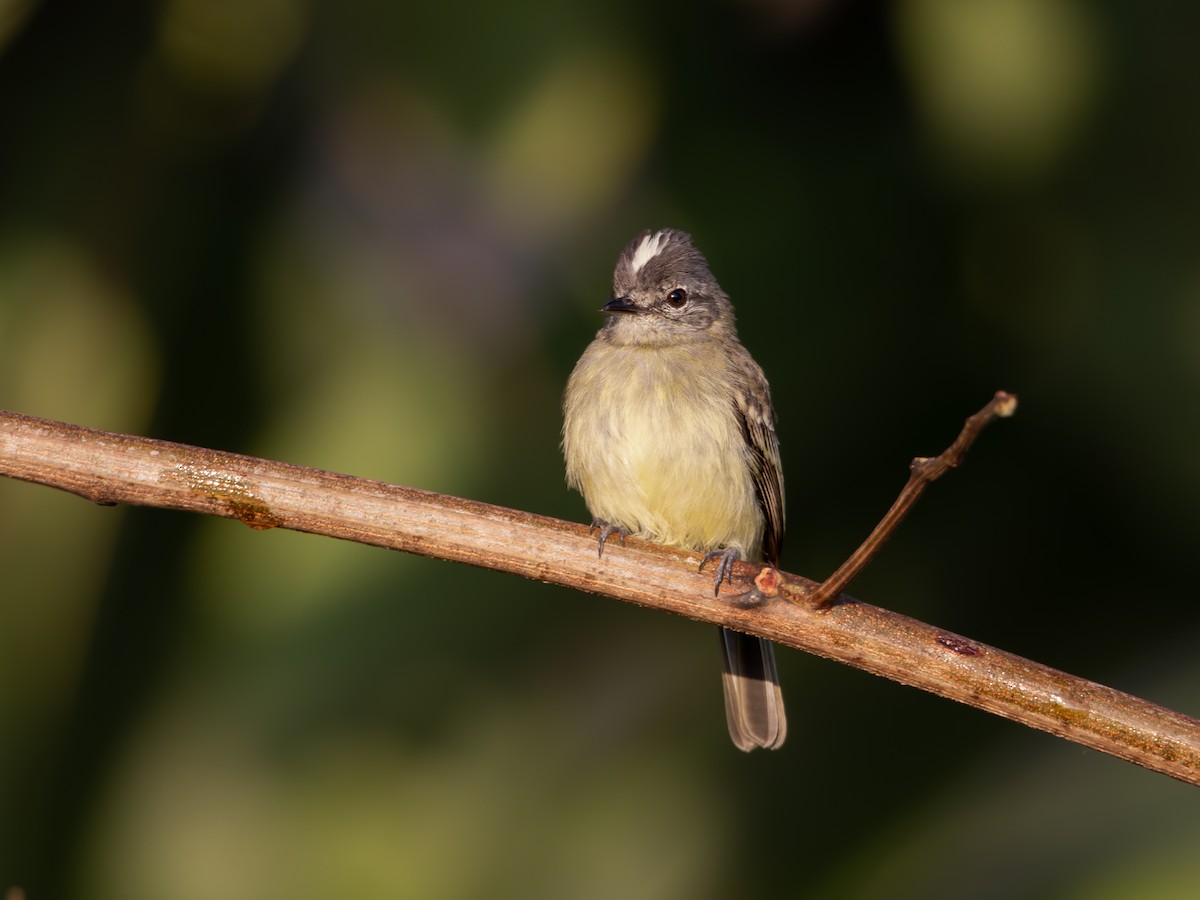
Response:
700,547,743,597
700,548,771,606
590,519,629,558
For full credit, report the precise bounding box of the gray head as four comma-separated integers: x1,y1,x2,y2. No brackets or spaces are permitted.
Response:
602,228,737,345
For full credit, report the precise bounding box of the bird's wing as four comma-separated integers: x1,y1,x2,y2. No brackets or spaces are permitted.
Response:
732,350,785,567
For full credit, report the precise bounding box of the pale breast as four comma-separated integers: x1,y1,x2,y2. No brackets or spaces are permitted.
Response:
564,340,763,557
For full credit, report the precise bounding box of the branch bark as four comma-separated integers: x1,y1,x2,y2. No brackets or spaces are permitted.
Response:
3,408,1199,785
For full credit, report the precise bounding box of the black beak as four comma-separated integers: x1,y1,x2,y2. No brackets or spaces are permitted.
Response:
602,296,638,314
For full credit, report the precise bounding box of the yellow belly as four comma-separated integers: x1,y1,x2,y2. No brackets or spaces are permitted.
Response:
563,340,763,558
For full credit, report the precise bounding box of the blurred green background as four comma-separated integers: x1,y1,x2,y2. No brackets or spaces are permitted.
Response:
2,0,1199,897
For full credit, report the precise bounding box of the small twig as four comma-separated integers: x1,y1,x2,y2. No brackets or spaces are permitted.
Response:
808,391,1019,609
2,407,1199,786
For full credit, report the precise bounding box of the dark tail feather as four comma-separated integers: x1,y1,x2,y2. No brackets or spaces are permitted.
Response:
718,627,787,751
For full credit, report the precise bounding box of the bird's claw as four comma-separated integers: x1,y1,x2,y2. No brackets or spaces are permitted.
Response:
699,547,742,597
590,519,629,558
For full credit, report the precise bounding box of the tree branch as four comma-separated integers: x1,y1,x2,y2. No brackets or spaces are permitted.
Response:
809,391,1019,608
3,408,1198,785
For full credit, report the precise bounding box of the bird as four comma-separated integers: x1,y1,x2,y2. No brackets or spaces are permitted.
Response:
562,227,786,750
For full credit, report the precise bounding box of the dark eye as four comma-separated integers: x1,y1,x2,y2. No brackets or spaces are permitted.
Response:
666,288,688,308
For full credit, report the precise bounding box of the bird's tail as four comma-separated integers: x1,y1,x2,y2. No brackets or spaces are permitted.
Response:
718,627,787,751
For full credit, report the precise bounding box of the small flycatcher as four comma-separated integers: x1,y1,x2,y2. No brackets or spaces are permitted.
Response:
562,227,786,750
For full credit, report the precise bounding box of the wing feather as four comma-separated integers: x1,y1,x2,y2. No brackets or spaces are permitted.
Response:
731,348,785,567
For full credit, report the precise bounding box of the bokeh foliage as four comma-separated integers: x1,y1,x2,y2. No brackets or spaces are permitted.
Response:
2,1,1199,897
